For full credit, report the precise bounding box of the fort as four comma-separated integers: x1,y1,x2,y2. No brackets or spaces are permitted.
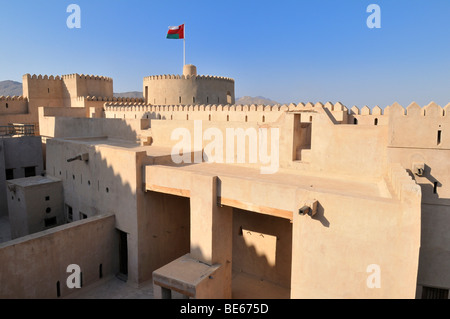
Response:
0,64,449,299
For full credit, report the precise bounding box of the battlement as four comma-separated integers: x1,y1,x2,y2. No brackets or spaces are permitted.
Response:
386,101,450,117
24,74,63,81
24,73,113,82
143,74,234,82
78,96,144,103
62,74,113,82
104,103,290,112
0,96,25,101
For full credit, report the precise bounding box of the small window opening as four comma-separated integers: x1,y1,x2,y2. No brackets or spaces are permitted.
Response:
437,130,442,145
434,182,438,194
354,118,358,125
67,205,73,222
5,103,8,108
374,118,379,126
5,169,14,180
46,207,52,214
45,217,57,227
24,166,36,178
56,281,61,298
99,264,103,279
45,196,50,201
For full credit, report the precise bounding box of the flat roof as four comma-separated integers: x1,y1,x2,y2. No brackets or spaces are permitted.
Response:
6,175,61,188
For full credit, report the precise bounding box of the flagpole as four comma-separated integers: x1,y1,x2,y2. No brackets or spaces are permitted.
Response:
183,23,186,66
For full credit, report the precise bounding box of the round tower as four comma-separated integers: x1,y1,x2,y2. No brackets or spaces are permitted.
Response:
143,65,235,106
183,64,197,77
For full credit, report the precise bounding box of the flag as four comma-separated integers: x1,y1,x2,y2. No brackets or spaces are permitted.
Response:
167,24,184,39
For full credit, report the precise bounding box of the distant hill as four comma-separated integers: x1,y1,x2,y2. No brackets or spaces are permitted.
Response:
114,92,143,98
235,96,279,105
0,80,22,96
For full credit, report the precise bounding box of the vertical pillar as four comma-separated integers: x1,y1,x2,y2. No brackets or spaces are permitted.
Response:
190,173,232,298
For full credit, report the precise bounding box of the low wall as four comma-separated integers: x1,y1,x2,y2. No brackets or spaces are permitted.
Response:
0,214,118,299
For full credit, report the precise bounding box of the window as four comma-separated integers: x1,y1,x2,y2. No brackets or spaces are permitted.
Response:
56,281,61,298
24,166,36,177
66,205,73,222
44,217,57,227
99,264,103,279
46,207,52,214
5,169,14,180
438,130,442,145
434,182,438,194
5,103,8,109
45,196,50,201
354,118,358,125
422,286,449,299
374,118,379,126
80,212,88,220
226,91,232,104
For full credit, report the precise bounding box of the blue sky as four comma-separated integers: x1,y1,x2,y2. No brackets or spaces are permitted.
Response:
1,0,450,108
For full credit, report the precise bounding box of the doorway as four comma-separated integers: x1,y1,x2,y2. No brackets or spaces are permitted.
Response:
118,230,128,280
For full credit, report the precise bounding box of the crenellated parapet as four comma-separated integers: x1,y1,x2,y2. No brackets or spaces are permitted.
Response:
143,74,234,82
386,101,450,117
62,73,113,82
78,96,144,103
0,95,26,101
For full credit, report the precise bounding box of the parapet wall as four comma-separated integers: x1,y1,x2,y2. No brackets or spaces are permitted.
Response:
0,96,28,115
22,73,114,105
387,102,450,149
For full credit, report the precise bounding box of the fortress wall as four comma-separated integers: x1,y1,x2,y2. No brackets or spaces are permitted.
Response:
23,74,64,101
39,106,86,118
104,103,285,123
0,214,118,299
75,75,113,99
0,96,28,115
143,75,235,106
387,102,450,149
291,184,421,299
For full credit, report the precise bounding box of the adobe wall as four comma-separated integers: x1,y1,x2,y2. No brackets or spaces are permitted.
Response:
291,166,421,298
46,138,155,286
139,191,191,283
0,96,28,115
232,208,292,289
0,214,118,299
386,101,450,295
0,140,7,216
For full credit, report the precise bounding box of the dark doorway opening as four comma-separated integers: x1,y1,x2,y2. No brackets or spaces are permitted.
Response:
118,230,128,280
